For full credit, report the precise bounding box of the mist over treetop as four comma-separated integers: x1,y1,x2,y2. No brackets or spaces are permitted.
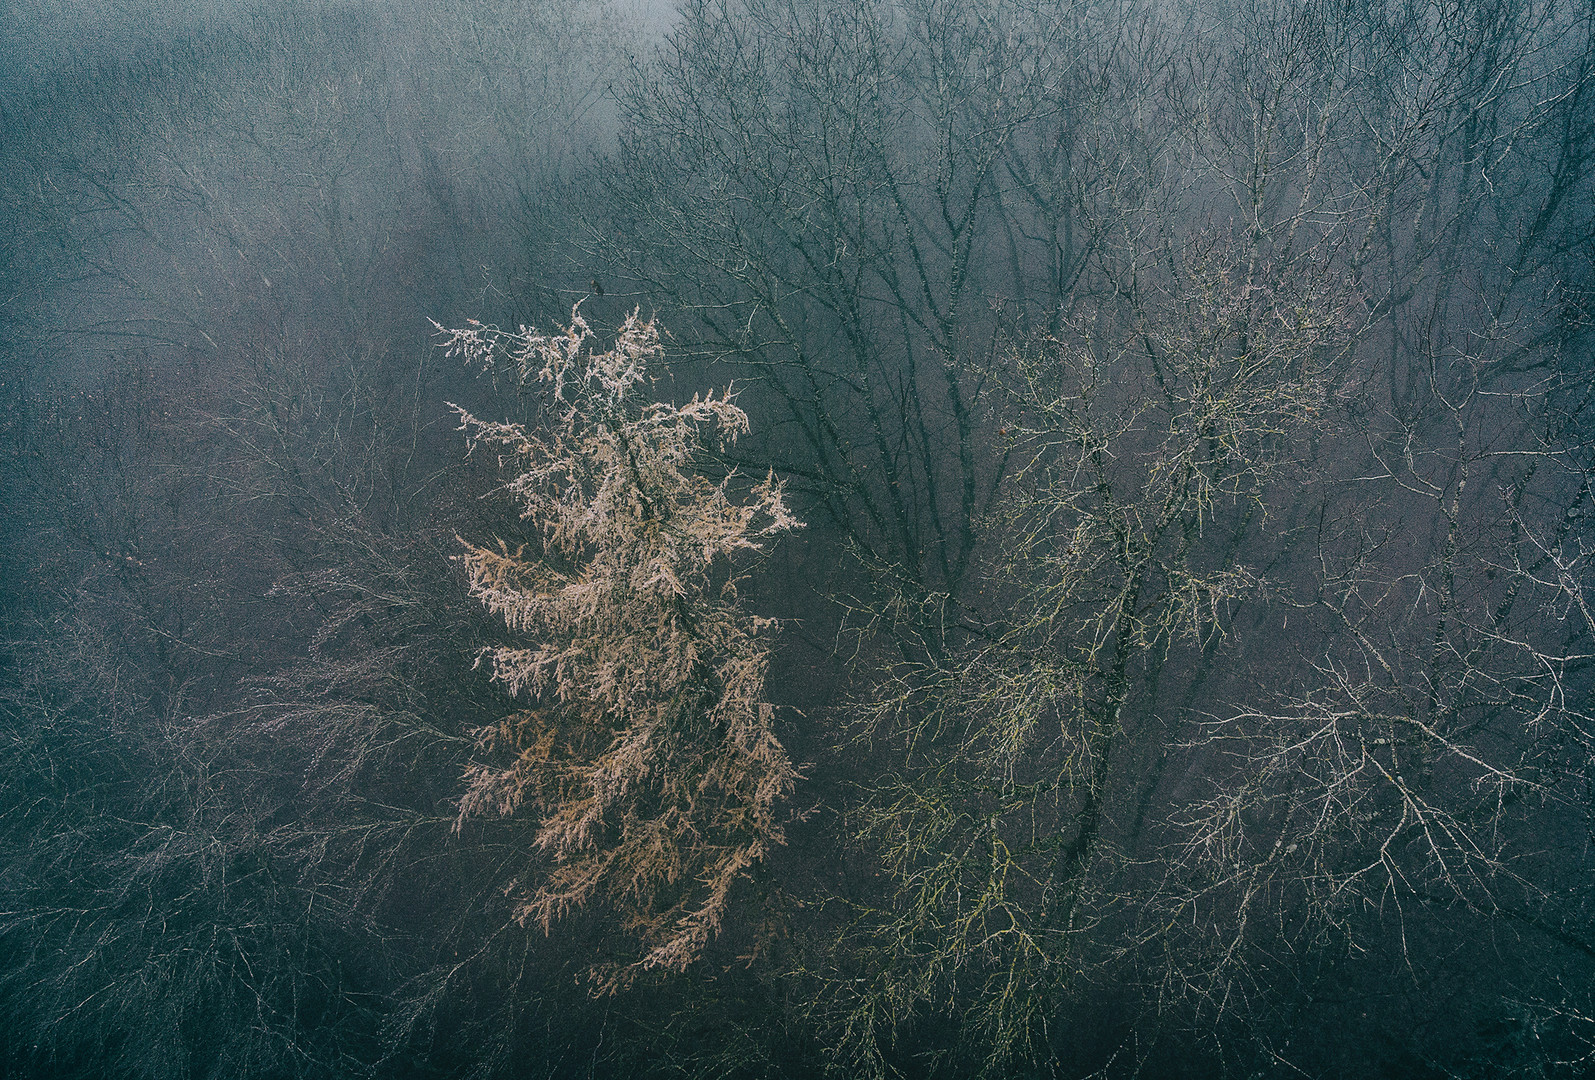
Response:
1,1,1591,1077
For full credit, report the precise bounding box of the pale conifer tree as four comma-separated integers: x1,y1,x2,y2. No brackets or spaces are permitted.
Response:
438,306,800,985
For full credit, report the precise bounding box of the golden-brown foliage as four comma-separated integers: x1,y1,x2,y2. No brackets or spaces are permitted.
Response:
439,307,800,986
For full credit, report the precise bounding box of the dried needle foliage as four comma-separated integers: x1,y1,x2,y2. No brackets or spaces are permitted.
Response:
437,307,801,985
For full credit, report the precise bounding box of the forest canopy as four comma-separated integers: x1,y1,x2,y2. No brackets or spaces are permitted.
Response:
1,0,1592,1077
